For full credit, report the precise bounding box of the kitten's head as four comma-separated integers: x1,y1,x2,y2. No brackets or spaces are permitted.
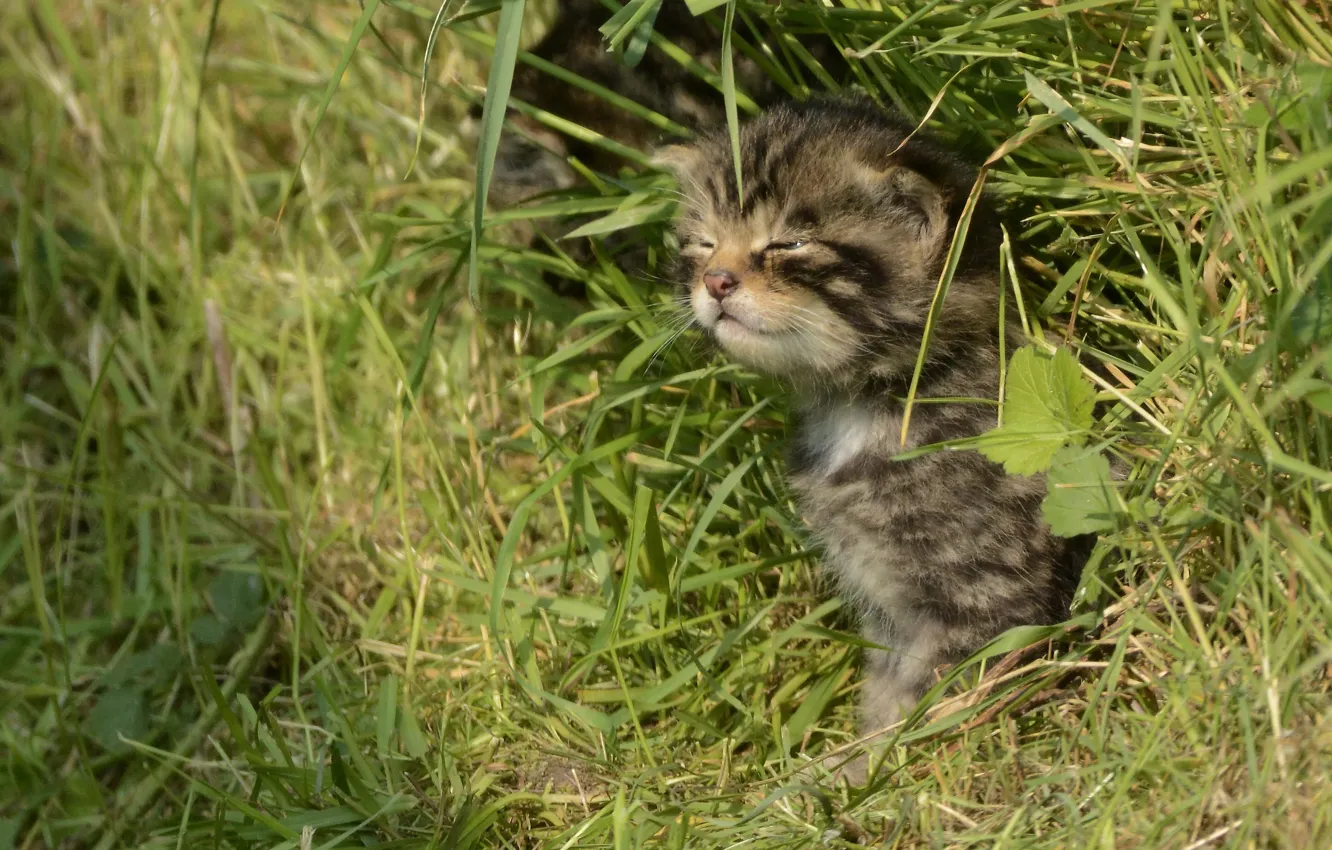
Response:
659,98,1001,385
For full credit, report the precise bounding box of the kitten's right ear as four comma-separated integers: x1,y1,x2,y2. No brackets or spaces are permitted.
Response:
652,144,702,178
856,164,950,249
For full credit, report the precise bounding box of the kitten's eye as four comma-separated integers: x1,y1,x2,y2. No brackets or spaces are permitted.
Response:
697,240,716,249
766,240,807,251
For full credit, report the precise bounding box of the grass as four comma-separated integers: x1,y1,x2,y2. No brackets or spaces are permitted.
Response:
2,0,1331,847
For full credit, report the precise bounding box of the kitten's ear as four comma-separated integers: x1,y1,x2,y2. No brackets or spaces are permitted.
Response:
652,143,703,179
858,164,950,248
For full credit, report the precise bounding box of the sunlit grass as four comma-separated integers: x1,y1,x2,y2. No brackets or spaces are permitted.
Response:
2,1,1330,847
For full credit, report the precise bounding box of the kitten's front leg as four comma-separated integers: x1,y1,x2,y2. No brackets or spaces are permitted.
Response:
836,617,948,785
861,616,946,732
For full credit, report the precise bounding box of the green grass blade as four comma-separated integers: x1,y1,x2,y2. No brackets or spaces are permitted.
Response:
467,0,527,306
721,1,743,206
276,0,382,222
900,171,988,445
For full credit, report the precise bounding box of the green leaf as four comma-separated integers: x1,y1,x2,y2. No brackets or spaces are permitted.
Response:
469,0,528,305
677,453,759,569
601,0,663,68
1306,386,1332,416
901,170,990,443
799,624,888,651
1042,447,1118,537
209,570,265,631
104,643,183,688
633,485,671,596
190,614,230,647
438,564,612,623
977,346,1096,475
516,315,634,380
86,687,150,753
599,0,644,41
1282,268,1332,352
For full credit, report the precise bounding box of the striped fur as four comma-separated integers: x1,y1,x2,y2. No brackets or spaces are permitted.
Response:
661,98,1092,743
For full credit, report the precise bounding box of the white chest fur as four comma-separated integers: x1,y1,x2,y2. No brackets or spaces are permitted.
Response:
791,402,919,622
798,402,899,476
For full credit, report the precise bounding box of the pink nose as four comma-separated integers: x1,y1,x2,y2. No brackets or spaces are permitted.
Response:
703,270,738,301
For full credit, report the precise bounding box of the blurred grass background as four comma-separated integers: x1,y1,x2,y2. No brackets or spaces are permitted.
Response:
2,0,1331,847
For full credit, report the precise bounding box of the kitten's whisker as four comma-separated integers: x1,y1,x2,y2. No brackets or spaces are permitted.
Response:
643,320,695,375
775,308,876,358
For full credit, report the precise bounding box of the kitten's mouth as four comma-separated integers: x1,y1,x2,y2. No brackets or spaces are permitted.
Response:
715,313,762,335
716,309,766,334
714,314,788,346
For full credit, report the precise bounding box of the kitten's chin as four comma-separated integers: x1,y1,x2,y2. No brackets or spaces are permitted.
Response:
713,318,813,377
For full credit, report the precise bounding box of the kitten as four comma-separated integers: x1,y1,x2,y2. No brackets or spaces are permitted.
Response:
658,97,1092,771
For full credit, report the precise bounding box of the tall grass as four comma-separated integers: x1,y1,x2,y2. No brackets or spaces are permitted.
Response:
2,1,1330,847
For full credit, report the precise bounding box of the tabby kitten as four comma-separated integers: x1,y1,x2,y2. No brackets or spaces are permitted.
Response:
659,98,1090,760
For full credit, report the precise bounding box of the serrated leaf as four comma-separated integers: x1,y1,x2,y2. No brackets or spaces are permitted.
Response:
86,687,149,753
1008,347,1095,434
104,643,183,688
1042,447,1117,537
977,346,1096,475
210,570,265,630
1282,268,1332,352
190,614,230,647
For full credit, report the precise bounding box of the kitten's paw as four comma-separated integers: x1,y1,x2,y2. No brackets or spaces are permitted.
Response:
830,750,871,787
791,749,876,788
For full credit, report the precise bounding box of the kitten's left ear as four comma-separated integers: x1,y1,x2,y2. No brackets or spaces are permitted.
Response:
857,164,950,249
652,143,703,179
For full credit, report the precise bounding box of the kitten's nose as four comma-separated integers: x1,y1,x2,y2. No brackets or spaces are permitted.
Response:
703,270,738,301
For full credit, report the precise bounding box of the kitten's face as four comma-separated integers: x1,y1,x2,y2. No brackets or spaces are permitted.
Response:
661,101,979,382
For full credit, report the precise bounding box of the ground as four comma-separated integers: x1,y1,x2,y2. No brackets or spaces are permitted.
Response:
2,1,1331,848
